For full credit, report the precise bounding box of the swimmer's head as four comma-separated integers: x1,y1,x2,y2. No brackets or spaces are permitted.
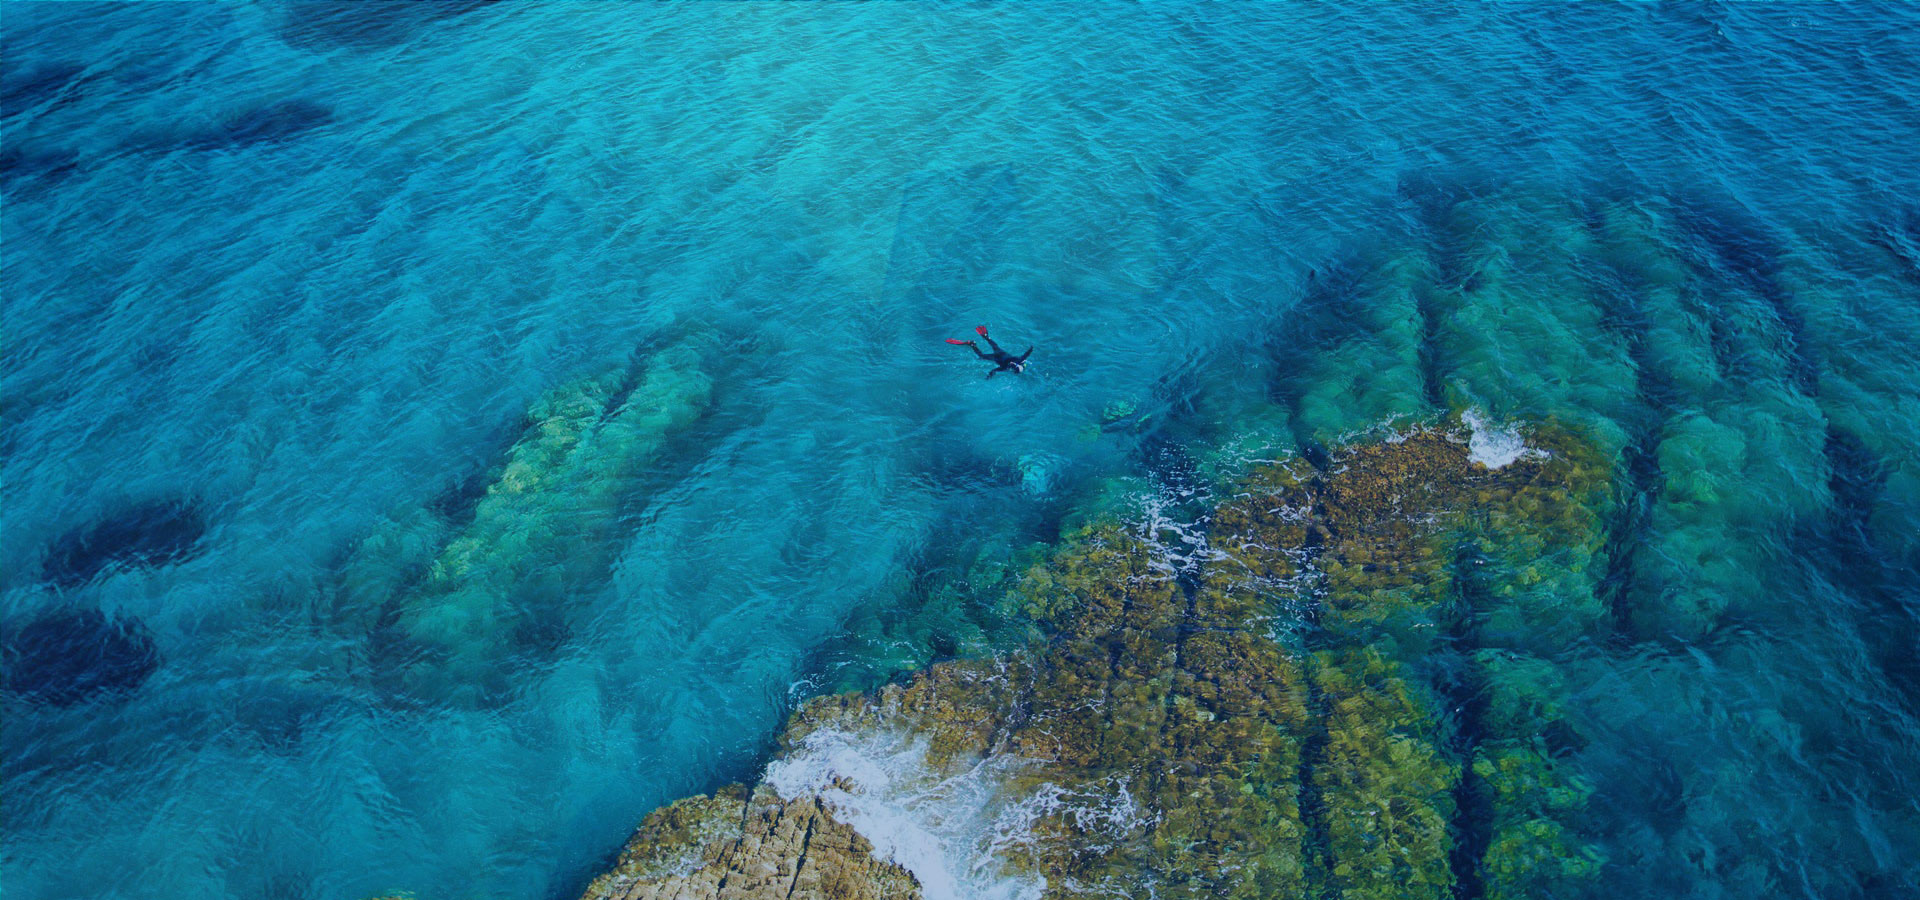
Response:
1011,360,1026,373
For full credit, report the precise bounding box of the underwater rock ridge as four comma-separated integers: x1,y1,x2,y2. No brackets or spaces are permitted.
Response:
333,337,717,704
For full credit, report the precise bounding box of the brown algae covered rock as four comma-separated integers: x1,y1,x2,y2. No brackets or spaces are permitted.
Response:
1310,646,1459,900
1003,526,1311,899
581,784,922,900
574,422,1619,900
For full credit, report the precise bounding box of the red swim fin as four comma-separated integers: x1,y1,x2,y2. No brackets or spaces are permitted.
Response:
975,325,989,337
945,338,973,345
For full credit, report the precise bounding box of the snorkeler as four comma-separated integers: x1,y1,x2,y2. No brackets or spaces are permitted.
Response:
947,325,1032,378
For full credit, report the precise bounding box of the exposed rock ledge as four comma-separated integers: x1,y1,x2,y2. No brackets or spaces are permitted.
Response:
580,785,921,900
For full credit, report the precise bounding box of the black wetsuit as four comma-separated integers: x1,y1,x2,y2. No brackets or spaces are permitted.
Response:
963,335,1033,378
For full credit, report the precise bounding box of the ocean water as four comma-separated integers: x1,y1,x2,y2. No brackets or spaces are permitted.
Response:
3,3,1917,899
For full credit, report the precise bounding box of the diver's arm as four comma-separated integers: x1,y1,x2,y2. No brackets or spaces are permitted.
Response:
1017,347,1033,363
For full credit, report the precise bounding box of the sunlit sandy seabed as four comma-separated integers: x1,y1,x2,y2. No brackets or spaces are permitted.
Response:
2,3,1917,899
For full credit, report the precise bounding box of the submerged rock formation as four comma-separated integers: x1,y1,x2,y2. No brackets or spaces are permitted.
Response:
337,187,1916,900
335,337,715,702
581,420,1610,900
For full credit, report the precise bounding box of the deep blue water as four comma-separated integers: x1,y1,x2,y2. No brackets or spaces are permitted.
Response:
3,3,1918,899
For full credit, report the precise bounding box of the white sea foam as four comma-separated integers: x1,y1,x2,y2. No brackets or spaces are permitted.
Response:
996,774,1153,856
1461,408,1543,470
1131,487,1230,579
764,727,1048,900
1334,414,1426,447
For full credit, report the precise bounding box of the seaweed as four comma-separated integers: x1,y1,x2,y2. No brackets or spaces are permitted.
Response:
396,342,713,692
1309,646,1458,900
1466,650,1605,900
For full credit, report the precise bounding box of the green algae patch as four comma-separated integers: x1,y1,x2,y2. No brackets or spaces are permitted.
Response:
1459,419,1614,651
1278,249,1437,448
572,421,1622,900
1424,193,1640,461
1226,421,1609,898
1311,647,1459,900
334,339,716,702
401,343,711,654
1467,650,1606,900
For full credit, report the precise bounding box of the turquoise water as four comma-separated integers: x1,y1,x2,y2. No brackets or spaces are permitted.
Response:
3,2,1918,898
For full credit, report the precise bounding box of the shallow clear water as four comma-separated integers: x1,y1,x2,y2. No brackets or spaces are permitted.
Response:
3,3,1917,899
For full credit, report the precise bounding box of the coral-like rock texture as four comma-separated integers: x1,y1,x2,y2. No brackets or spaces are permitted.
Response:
583,419,1613,899
581,786,921,900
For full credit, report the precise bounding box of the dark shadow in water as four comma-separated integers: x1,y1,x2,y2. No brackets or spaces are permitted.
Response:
1137,429,1203,501
1263,257,1373,410
0,60,88,115
1866,204,1920,286
422,408,541,533
1599,436,1661,643
1823,427,1920,716
41,500,208,588
274,0,504,50
1293,670,1337,894
1586,237,1683,646
786,473,1059,701
1394,167,1505,281
0,144,81,191
234,683,335,752
1859,869,1920,900
1673,200,1820,394
2,607,160,705
1435,546,1493,900
1255,241,1436,465
423,465,499,530
5,95,332,197
254,871,317,900
1641,753,1690,835
175,99,335,152
360,599,434,713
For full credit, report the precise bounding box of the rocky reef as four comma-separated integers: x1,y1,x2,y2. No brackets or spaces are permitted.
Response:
579,420,1611,900
329,187,1917,900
